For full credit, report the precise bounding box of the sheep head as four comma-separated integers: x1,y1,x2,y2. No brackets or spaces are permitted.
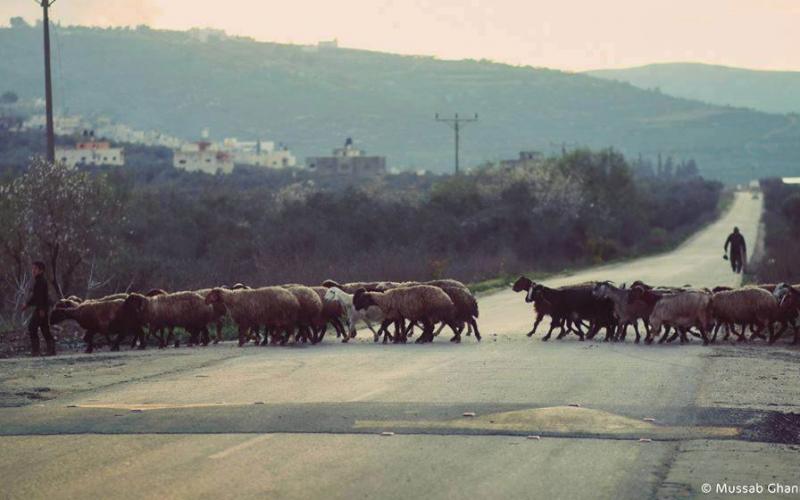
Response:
322,279,343,289
231,283,250,290
526,284,545,303
352,288,376,310
324,287,341,302
122,293,149,318
145,288,167,297
49,307,72,325
205,288,225,305
511,276,533,293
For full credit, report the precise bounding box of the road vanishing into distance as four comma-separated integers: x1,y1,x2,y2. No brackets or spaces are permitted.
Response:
1,192,799,500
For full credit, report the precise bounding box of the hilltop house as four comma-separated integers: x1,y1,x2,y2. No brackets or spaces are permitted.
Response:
173,141,234,174
306,138,386,176
56,141,125,168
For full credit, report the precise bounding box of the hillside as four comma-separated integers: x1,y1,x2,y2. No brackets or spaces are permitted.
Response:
2,25,800,181
587,63,800,115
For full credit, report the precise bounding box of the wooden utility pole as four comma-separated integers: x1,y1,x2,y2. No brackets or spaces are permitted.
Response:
435,113,478,174
40,0,57,163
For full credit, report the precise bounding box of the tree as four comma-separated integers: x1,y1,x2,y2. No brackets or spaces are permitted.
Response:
781,193,800,229
0,158,122,299
0,91,19,105
9,17,29,29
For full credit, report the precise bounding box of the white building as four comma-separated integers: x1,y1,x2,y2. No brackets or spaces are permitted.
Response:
56,141,125,168
173,141,234,174
23,114,88,136
223,138,298,169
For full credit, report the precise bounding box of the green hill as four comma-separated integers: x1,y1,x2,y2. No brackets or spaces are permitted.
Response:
2,24,800,182
587,62,800,115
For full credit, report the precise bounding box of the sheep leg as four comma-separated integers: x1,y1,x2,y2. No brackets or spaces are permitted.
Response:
604,324,615,342
469,318,481,342
750,322,768,341
555,321,569,340
448,322,464,343
632,321,643,344
237,325,248,347
733,324,748,342
542,321,557,341
84,331,95,354
364,320,379,339
415,320,435,344
374,320,391,343
331,318,347,340
659,326,673,344
214,321,222,344
527,313,543,337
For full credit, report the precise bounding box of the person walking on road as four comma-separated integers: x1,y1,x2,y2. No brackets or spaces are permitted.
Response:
21,261,56,356
724,227,747,274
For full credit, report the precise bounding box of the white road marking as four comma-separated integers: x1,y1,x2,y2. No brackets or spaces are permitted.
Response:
209,434,274,460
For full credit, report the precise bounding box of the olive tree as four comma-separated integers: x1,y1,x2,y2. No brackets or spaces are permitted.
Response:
0,158,122,304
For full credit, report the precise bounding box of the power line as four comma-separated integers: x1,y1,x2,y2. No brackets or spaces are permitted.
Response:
435,113,478,174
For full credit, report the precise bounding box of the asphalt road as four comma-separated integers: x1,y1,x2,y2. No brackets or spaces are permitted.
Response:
2,191,799,500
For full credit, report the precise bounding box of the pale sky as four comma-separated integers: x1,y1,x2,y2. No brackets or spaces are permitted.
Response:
4,0,800,71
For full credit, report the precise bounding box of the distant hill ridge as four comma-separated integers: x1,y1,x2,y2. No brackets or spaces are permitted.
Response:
587,62,800,115
2,25,800,182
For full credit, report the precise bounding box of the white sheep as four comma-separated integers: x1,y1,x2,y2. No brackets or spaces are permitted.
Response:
324,286,384,340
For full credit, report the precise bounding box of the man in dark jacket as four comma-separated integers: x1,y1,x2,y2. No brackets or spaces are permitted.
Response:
724,227,747,274
21,261,55,356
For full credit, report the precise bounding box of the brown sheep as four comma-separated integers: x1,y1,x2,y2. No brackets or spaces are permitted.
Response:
710,287,779,342
280,285,324,344
119,291,222,348
432,285,480,342
638,289,712,344
205,287,299,346
311,286,347,342
353,285,456,344
50,299,127,353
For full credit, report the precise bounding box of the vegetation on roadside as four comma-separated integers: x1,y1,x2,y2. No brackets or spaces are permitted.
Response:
0,146,722,327
752,179,800,283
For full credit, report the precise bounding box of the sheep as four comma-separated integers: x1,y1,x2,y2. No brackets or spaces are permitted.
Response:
191,288,227,345
352,285,457,343
527,283,615,341
635,289,712,344
324,286,384,340
424,279,469,290
309,286,348,342
709,287,779,343
50,299,128,353
771,284,800,344
280,285,324,344
205,287,299,346
432,285,481,342
118,291,223,348
512,276,560,338
322,280,384,294
592,282,653,343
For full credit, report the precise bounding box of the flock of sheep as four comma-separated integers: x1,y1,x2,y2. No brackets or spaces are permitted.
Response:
46,275,800,354
513,277,800,345
48,279,480,353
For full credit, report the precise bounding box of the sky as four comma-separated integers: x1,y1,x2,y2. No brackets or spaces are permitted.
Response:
3,0,800,71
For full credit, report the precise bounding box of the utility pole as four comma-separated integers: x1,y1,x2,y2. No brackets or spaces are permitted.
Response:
40,0,57,163
435,113,478,174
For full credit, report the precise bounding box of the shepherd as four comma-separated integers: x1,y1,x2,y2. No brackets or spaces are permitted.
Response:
724,227,747,274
